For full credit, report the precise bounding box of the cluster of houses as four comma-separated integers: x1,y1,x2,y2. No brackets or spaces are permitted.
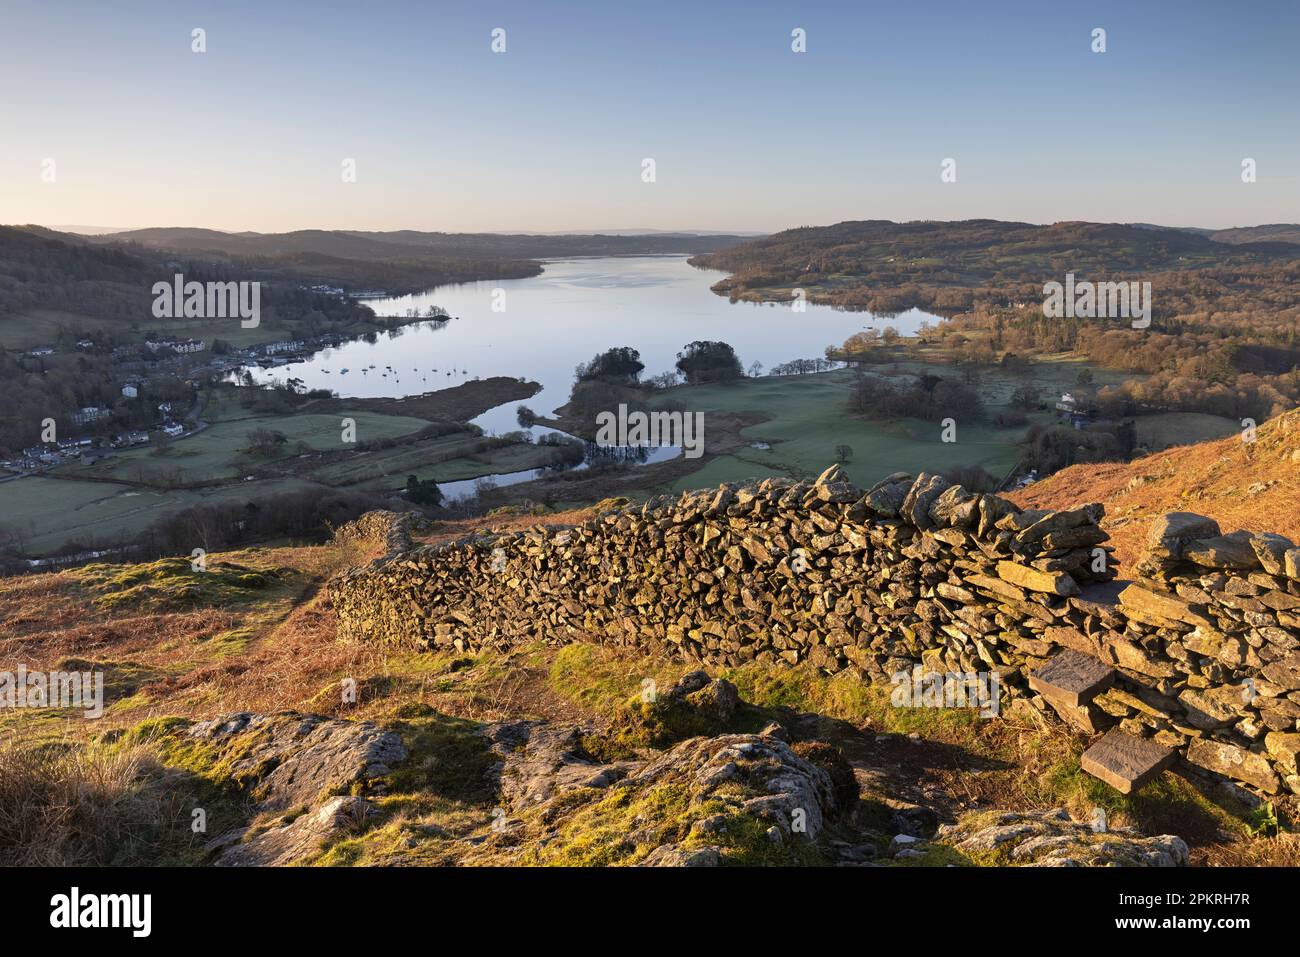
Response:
1,424,171,473
70,406,111,426
258,340,306,365
5,320,351,477
144,336,205,355
5,436,97,471
0,393,192,473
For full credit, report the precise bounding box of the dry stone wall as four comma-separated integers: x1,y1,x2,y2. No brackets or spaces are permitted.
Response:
331,510,418,555
330,468,1300,801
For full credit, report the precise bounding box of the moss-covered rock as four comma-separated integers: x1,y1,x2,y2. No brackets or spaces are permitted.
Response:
604,671,743,751
72,557,289,611
471,726,844,866
934,808,1189,866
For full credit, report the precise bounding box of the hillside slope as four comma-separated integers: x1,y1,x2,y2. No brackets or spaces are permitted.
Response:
3,472,1298,865
1009,408,1300,571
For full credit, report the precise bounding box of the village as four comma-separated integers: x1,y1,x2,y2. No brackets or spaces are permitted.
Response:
1,328,340,475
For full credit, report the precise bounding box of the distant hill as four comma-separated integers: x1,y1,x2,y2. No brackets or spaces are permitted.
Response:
47,226,538,296
0,226,161,320
1122,223,1300,246
0,226,380,351
89,227,749,262
1205,224,1300,246
695,218,1296,280
60,227,748,296
689,218,1300,314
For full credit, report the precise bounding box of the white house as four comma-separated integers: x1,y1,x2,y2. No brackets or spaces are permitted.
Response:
71,406,109,426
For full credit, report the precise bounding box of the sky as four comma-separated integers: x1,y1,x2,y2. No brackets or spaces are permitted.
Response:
0,0,1297,234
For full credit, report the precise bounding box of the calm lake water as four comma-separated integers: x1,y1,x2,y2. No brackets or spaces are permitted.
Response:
248,256,943,436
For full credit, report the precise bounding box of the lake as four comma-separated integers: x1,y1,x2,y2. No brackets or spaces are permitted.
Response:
244,255,943,437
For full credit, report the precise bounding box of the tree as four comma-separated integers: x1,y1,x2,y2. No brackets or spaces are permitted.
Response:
575,346,644,384
1010,384,1040,410
245,428,288,457
405,474,443,506
675,340,743,385
841,329,882,355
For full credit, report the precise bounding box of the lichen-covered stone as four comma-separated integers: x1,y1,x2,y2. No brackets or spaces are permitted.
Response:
936,808,1188,866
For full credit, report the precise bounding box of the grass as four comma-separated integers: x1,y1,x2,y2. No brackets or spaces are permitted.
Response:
547,643,689,715
1,526,1293,867
70,556,291,612
0,731,245,865
647,369,1021,493
0,474,328,556
642,355,1142,493
69,410,430,486
302,433,565,489
382,706,496,804
1134,411,1239,451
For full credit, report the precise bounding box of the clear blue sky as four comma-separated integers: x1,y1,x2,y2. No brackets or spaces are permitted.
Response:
1,0,1296,232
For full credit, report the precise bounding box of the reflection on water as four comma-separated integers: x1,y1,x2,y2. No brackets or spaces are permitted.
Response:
437,441,682,501
240,256,943,438
236,256,943,498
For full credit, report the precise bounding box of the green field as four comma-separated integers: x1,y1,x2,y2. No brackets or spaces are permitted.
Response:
303,434,565,489
648,372,1026,493
0,476,326,556
1,399,569,554
69,410,430,485
646,356,1134,494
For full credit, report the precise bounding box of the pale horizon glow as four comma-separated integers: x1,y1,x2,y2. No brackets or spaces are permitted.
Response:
1,0,1297,234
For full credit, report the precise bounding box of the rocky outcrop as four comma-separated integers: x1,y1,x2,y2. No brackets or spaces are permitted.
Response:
187,711,407,866
483,720,638,810
211,795,375,867
935,809,1189,866
331,468,1300,804
634,731,840,844
471,720,848,866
